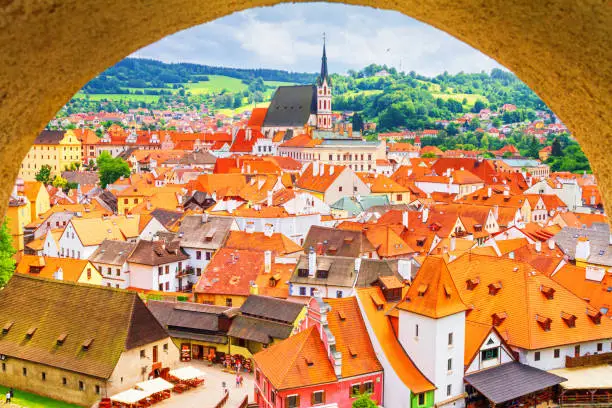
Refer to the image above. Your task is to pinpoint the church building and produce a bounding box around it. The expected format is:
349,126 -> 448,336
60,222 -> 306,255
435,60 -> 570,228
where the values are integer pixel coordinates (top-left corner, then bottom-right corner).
261,40 -> 333,137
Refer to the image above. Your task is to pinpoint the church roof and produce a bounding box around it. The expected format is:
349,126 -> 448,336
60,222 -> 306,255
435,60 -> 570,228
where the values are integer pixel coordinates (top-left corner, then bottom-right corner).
262,85 -> 317,128
317,43 -> 331,86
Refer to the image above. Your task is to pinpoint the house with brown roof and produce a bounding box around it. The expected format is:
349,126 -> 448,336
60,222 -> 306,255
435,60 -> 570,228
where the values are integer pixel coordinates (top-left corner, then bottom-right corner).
89,239 -> 138,289
127,239 -> 189,292
253,296 -> 383,408
0,275 -> 179,406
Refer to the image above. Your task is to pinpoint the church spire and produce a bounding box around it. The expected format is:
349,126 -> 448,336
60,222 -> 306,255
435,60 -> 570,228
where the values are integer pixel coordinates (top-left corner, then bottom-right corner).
318,33 -> 331,86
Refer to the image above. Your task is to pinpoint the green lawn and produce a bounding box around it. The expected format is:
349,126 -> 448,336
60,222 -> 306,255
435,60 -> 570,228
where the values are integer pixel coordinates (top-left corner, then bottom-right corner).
431,92 -> 488,106
0,386 -> 82,408
185,75 -> 248,95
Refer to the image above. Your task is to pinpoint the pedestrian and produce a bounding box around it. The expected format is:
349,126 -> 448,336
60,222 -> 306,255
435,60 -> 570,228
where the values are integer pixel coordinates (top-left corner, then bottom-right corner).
5,390 -> 11,404
236,374 -> 240,388
236,359 -> 242,373
239,374 -> 244,388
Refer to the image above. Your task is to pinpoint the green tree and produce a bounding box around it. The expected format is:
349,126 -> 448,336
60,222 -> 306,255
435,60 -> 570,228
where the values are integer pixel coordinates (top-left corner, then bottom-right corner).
51,176 -> 68,189
551,138 -> 563,156
491,117 -> 502,128
97,151 -> 131,188
352,113 -> 364,132
421,152 -> 437,158
35,165 -> 52,185
472,100 -> 486,113
352,393 -> 377,408
0,219 -> 16,287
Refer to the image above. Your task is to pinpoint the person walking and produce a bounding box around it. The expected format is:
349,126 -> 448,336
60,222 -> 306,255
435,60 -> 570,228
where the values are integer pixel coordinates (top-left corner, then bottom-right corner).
5,389 -> 11,404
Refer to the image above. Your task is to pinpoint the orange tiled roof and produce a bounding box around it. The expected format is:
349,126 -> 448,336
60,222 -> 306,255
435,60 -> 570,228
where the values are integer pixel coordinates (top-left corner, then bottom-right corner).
225,231 -> 302,255
194,248 -> 263,296
16,255 -> 99,283
397,256 -> 467,318
357,287 -> 435,393
253,326 -> 337,390
296,163 -> 346,193
448,253 -> 612,350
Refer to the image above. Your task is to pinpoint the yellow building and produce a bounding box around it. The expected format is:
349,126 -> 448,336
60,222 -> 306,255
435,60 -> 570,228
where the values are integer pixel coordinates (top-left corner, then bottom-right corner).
16,255 -> 103,285
22,180 -> 51,221
6,195 -> 32,258
19,129 -> 82,181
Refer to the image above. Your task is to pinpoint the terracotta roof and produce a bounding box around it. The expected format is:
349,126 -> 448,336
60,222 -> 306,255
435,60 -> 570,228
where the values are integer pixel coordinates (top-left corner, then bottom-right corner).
397,256 -> 467,318
448,254 -> 612,350
357,287 -> 435,393
16,256 -> 100,283
0,275 -> 169,379
247,108 -> 268,129
254,326 -> 337,390
194,248 -> 263,296
225,231 -> 302,255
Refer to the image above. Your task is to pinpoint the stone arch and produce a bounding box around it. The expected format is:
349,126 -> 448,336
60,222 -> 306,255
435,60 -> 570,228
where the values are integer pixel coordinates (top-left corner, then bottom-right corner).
0,0 -> 610,215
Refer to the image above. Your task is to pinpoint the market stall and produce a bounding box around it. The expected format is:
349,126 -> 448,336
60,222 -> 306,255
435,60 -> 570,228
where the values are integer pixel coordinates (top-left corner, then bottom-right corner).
135,378 -> 173,403
168,366 -> 206,392
110,389 -> 151,407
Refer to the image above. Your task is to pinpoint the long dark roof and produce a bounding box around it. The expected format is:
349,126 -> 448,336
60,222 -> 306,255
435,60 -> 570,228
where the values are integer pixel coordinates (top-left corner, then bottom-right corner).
262,85 -> 317,127
303,226 -> 375,258
148,300 -> 234,333
89,239 -> 137,265
464,362 -> 566,404
239,295 -> 304,324
0,275 -> 169,379
177,215 -> 233,250
34,130 -> 65,145
227,315 -> 293,344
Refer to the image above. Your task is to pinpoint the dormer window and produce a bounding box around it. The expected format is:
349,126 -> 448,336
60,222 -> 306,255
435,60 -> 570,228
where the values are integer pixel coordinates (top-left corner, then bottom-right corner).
338,311 -> 346,321
492,312 -> 507,326
561,312 -> 577,328
2,321 -> 14,334
540,285 -> 555,300
297,268 -> 309,278
348,345 -> 357,358
82,338 -> 94,351
488,282 -> 502,295
26,327 -> 37,339
370,293 -> 385,311
443,284 -> 452,299
315,270 -> 329,279
417,284 -> 429,297
536,315 -> 552,331
57,333 -> 67,345
587,308 -> 602,325
304,357 -> 314,367
466,278 -> 480,291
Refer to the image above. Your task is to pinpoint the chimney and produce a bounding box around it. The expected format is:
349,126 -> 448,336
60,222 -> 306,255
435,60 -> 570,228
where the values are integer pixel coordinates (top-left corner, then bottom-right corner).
249,281 -> 259,295
450,236 -> 456,252
535,241 -> 542,253
329,165 -> 335,176
575,237 -> 591,261
402,211 -> 409,229
508,251 -> 515,259
354,258 -> 362,273
503,189 -> 510,197
264,223 -> 274,237
493,205 -> 499,220
264,250 -> 272,273
54,267 -> 64,281
397,259 -> 412,281
547,238 -> 555,250
245,222 -> 255,234
422,207 -> 429,223
246,128 -> 252,141
308,246 -> 316,277
267,190 -> 273,207
313,162 -> 319,177
201,213 -> 209,223
487,187 -> 492,198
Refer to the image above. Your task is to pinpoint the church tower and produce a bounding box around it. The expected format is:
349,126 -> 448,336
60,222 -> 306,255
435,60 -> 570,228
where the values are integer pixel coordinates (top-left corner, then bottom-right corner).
316,36 -> 332,130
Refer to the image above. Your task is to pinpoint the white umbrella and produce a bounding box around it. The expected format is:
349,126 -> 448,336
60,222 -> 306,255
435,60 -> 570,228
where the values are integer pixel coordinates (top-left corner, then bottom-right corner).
169,366 -> 206,381
110,389 -> 150,404
136,377 -> 174,394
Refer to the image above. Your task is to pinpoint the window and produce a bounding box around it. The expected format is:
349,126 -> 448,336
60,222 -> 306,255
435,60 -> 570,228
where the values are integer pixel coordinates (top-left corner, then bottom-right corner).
350,384 -> 361,398
363,381 -> 373,394
418,393 -> 426,406
338,186 -> 343,192
287,395 -> 299,408
165,265 -> 169,274
597,343 -> 603,352
196,268 -> 202,276
448,332 -> 453,346
270,390 -> 276,404
22,367 -> 27,376
124,199 -> 128,204
447,385 -> 452,396
575,345 -> 580,356
336,290 -> 343,298
63,377 -> 67,385
554,349 -> 560,358
299,287 -> 306,296
140,350 -> 146,359
255,370 -> 260,383
226,298 -> 233,307
1,363 -> 5,372
206,251 -> 212,260
165,282 -> 169,291
163,343 -> 168,352
310,287 -> 316,296
481,348 -> 499,361
415,324 -> 419,337
79,381 -> 84,391
312,390 -> 325,405
447,358 -> 452,371
196,251 -> 202,260
95,385 -> 100,395
158,266 -> 163,276
42,372 -> 46,381
534,351 -> 541,361
158,283 -> 163,291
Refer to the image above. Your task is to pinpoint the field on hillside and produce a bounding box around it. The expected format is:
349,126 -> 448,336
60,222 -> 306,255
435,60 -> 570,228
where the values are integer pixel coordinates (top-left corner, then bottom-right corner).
430,92 -> 488,106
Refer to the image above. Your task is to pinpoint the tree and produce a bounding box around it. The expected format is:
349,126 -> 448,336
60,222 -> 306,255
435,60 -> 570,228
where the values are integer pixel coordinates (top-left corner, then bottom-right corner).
472,99 -> 486,113
51,176 -> 68,189
0,219 -> 16,287
421,152 -> 437,158
97,151 -> 131,188
352,113 -> 364,132
491,117 -> 502,128
35,165 -> 52,185
551,138 -> 563,157
352,393 -> 377,408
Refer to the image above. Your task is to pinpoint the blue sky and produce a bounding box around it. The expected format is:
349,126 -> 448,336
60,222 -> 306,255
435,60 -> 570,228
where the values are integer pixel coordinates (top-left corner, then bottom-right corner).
131,3 -> 504,76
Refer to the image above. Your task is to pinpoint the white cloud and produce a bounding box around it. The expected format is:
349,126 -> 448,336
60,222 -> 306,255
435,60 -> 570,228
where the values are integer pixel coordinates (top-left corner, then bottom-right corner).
131,3 -> 505,76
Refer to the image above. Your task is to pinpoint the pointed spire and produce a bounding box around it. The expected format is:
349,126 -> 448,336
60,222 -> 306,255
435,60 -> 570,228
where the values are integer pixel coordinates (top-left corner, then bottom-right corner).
318,33 -> 331,86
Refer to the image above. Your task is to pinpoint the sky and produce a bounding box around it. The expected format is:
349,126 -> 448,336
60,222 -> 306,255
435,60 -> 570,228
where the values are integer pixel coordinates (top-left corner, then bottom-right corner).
131,3 -> 505,77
